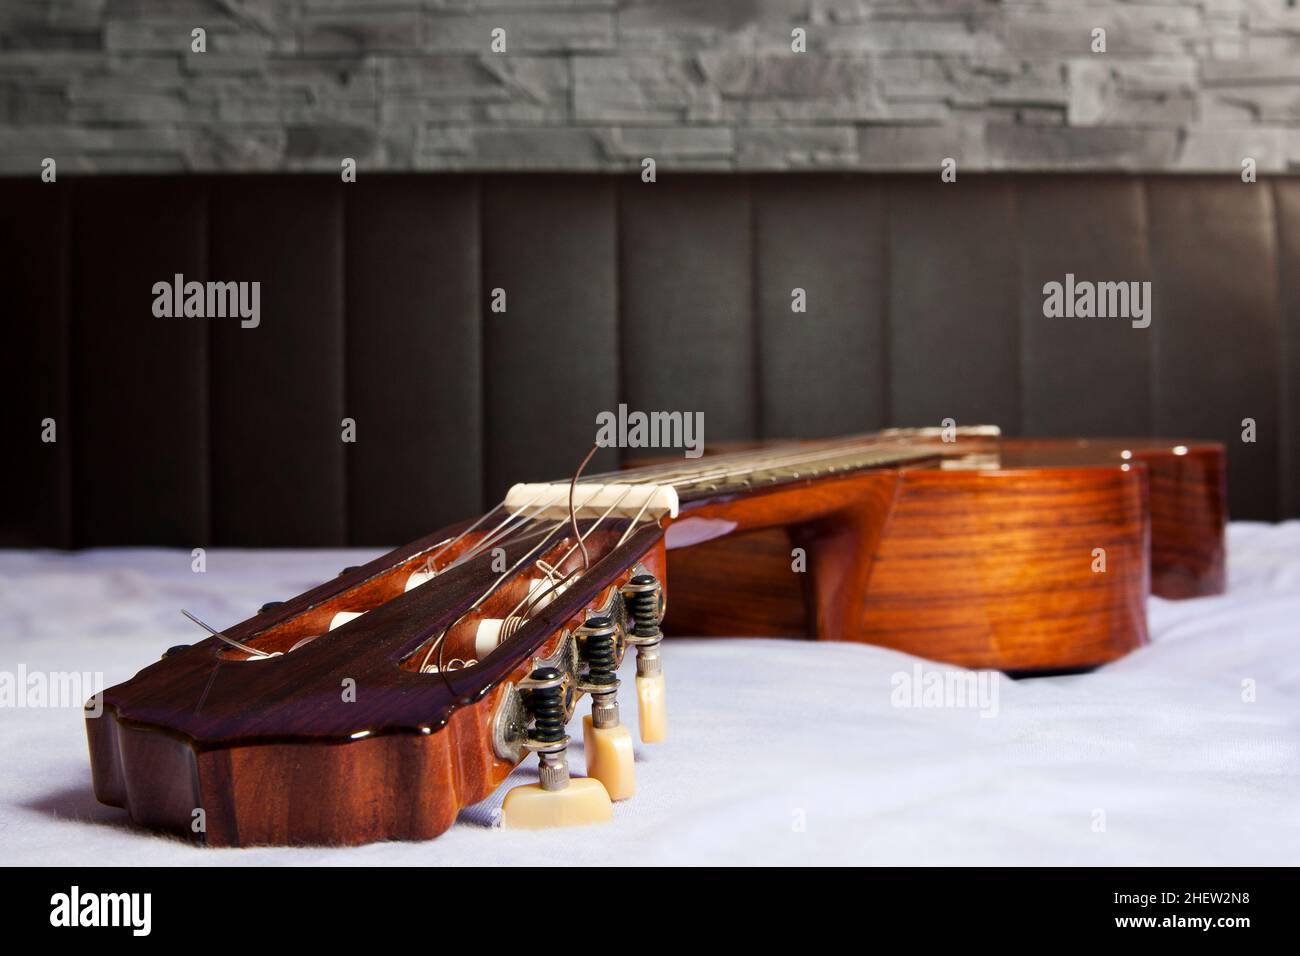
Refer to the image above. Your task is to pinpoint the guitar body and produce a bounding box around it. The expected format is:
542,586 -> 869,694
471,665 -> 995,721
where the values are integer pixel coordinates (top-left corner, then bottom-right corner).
661,438 -> 1225,671
85,431 -> 1226,845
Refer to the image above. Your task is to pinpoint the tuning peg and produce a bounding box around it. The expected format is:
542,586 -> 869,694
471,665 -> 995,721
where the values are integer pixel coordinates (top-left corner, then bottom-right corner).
635,648 -> 666,744
622,573 -> 667,743
576,617 -> 635,801
502,666 -> 613,829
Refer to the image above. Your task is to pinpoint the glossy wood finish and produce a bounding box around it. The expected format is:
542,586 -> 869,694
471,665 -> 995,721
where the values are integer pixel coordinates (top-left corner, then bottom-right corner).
661,529 -> 810,638
851,464 -> 1149,670
662,438 -> 1225,670
87,432 -> 1225,845
989,438 -> 1226,599
88,522 -> 668,845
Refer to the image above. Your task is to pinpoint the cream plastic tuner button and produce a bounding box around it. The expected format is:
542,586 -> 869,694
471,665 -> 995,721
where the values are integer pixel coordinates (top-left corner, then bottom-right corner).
503,664 -> 613,830
502,777 -> 613,830
636,672 -> 667,744
582,717 -> 635,801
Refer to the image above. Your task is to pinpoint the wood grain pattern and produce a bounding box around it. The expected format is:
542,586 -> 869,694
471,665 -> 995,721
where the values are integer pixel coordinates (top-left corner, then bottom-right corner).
86,433 -> 1225,845
662,438 -> 1225,671
88,523 -> 668,845
852,464 -> 1149,670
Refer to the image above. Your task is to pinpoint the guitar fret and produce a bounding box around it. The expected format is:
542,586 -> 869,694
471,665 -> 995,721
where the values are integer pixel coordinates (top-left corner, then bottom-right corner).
674,446 -> 941,496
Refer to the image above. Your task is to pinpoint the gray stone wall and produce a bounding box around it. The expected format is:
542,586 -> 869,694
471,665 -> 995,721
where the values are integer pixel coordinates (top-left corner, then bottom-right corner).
2,0 -> 1298,173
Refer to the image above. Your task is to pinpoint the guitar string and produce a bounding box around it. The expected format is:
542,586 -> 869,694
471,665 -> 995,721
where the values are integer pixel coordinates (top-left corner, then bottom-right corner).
600,428 -> 939,487
418,515 -> 571,675
414,503 -> 504,575
181,609 -> 274,659
565,433 -> 889,496
440,487 -> 637,650
416,436 -> 913,671
569,444 -> 600,571
425,480 -> 636,674
579,433 -> 856,484
425,431 -> 985,678
185,436 -> 914,664
440,434 -> 896,574
444,428 -> 970,570
496,485 -> 639,620
427,484 -> 640,677
429,489 -> 554,573
608,424 -> 985,490
247,433 -> 952,666
669,443 -> 935,492
593,424 -> 990,486
429,432 -> 897,573
504,432 -> 950,616
638,433 -> 936,491
423,437 -> 898,675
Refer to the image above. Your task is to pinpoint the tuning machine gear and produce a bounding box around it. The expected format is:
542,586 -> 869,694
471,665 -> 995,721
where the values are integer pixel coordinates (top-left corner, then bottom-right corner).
575,616 -> 635,801
501,664 -> 613,829
621,569 -> 667,743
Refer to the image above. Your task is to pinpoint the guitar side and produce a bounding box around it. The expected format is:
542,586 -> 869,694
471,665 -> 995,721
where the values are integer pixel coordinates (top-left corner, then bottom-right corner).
661,439 -> 1225,671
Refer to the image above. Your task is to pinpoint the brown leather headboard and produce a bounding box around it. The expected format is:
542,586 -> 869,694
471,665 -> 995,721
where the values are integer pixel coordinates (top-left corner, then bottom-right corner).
3,172 -> 1297,547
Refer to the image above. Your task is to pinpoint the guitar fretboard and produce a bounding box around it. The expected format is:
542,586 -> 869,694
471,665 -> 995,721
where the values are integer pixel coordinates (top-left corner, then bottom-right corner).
669,444 -> 945,498
513,427 -> 1002,518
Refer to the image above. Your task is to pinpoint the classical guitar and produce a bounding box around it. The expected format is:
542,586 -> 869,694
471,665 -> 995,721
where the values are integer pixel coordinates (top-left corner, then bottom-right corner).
85,427 -> 1225,846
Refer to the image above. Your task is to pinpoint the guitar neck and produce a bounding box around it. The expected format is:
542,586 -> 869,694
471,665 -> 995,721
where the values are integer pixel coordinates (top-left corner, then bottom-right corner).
619,426 -> 1002,505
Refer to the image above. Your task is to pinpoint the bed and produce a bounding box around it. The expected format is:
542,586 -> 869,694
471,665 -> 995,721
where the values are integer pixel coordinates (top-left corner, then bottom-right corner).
2,521 -> 1297,865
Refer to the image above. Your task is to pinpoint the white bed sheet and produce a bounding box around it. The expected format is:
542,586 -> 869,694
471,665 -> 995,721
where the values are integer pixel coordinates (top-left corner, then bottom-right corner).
1,522 -> 1297,866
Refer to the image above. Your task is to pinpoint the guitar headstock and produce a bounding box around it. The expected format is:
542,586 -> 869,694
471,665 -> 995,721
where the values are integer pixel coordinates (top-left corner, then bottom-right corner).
86,503 -> 670,845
